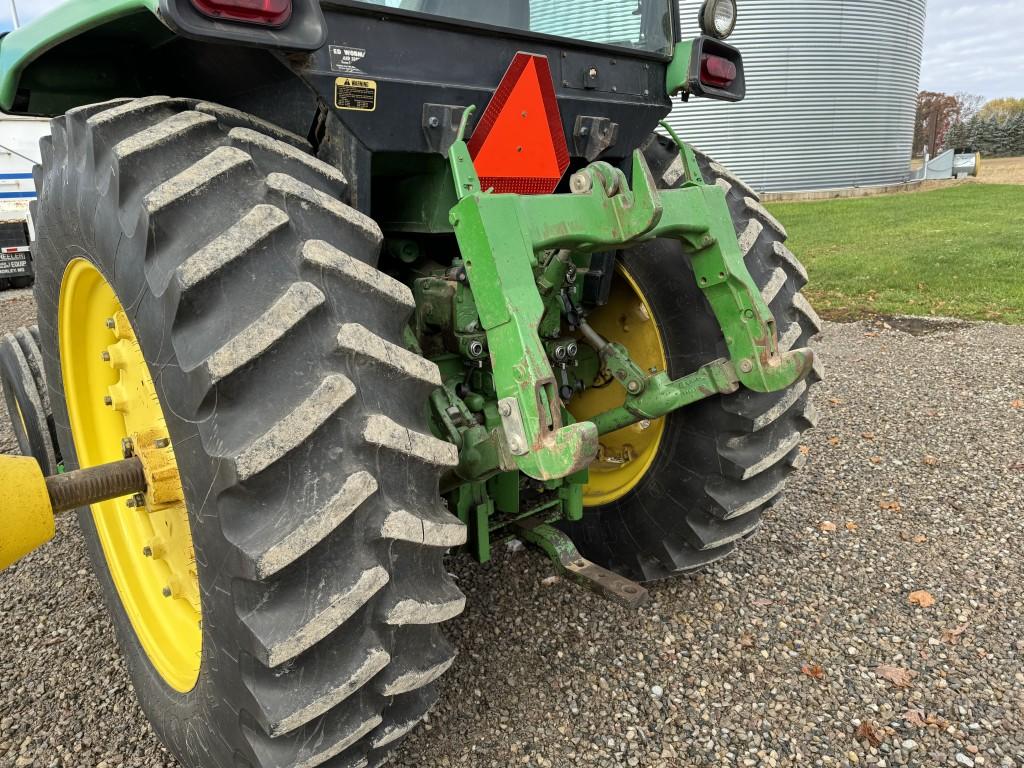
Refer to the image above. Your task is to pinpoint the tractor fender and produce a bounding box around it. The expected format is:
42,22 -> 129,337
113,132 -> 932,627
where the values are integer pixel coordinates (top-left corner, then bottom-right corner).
0,0 -> 325,113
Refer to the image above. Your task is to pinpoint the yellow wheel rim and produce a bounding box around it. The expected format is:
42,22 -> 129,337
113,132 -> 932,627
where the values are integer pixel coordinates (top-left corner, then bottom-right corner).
569,266 -> 668,507
59,259 -> 201,692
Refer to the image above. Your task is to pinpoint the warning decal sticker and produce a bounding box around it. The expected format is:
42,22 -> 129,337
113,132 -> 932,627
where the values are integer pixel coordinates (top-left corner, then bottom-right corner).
335,77 -> 377,112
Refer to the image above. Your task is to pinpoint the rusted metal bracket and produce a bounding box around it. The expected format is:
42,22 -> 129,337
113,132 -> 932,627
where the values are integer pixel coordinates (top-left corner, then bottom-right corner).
514,517 -> 649,608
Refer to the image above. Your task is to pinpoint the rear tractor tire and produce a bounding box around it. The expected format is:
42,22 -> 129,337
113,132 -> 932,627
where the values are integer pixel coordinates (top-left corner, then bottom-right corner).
32,97 -> 466,768
1,325 -> 59,474
565,135 -> 823,582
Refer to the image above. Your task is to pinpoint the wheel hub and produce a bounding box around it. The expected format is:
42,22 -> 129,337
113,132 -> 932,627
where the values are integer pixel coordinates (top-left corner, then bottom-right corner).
103,313 -> 198,610
59,259 -> 201,692
568,266 -> 668,507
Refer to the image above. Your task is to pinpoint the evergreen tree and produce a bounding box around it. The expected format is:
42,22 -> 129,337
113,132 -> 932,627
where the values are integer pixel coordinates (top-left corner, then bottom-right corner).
1008,112 -> 1024,155
941,102 -> 1024,157
944,121 -> 969,151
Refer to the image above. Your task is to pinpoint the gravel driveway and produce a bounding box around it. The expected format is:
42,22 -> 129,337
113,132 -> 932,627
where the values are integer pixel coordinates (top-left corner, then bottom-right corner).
1,290 -> 1022,768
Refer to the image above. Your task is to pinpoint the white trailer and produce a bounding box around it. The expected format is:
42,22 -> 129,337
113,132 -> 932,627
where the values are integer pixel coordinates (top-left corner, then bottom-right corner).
0,115 -> 50,288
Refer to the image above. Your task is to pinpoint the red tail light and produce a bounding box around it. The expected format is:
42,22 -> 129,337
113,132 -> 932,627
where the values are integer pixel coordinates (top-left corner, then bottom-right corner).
191,0 -> 292,26
700,54 -> 737,89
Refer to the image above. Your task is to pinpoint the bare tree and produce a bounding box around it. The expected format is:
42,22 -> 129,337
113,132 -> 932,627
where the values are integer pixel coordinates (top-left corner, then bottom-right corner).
954,92 -> 986,122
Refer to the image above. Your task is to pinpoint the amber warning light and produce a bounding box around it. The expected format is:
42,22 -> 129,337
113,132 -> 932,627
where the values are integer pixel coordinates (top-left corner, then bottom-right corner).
467,53 -> 570,195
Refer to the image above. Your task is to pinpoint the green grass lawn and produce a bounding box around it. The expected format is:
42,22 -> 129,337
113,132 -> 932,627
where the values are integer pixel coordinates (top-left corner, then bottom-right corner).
768,184 -> 1024,323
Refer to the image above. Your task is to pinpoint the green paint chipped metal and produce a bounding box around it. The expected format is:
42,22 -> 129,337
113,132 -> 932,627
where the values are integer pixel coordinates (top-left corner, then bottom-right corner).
665,39 -> 696,98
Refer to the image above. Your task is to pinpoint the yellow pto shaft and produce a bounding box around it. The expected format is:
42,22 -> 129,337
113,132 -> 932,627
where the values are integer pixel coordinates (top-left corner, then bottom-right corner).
0,455 -> 146,569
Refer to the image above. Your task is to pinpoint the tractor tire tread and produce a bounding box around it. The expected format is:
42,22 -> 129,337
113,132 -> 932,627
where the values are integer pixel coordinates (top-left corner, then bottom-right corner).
562,135 -> 820,579
33,97 -> 464,768
0,331 -> 57,474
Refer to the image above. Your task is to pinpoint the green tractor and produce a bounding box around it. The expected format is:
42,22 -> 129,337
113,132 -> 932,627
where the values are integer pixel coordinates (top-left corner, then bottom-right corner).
0,0 -> 819,765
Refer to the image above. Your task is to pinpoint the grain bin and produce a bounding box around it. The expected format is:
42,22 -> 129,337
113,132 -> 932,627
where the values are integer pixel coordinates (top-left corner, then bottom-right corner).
666,0 -> 927,192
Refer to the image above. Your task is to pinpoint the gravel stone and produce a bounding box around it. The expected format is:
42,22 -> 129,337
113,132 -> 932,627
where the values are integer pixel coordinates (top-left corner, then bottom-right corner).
2,292 -> 1024,768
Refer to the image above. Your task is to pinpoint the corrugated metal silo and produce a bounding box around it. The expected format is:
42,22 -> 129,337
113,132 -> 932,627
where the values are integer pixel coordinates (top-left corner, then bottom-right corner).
665,0 -> 927,192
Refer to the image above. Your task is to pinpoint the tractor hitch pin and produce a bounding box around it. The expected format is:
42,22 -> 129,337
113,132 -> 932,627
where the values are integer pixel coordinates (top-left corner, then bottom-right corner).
1,455 -> 147,570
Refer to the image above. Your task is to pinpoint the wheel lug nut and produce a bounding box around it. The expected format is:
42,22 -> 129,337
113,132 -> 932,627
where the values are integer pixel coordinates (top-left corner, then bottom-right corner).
162,576 -> 183,599
105,383 -> 128,411
144,537 -> 167,559
105,318 -> 115,329
100,351 -> 110,362
125,493 -> 145,509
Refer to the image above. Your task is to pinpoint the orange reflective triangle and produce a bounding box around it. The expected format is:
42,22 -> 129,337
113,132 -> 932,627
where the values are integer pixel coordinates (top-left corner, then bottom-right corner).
468,53 -> 570,195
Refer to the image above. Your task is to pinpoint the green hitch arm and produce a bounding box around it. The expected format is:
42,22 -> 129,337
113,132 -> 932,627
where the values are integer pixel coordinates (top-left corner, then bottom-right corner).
448,112 -> 597,481
649,179 -> 814,394
590,359 -> 739,435
542,147 -> 813,397
445,106 -> 811,481
449,192 -> 599,481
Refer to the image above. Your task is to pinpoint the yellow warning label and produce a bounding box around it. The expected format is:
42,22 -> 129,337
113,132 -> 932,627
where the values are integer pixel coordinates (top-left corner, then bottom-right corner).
335,77 -> 377,112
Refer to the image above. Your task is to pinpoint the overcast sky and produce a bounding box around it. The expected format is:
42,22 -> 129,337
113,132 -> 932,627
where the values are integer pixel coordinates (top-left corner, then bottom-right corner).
0,0 -> 1020,100
919,0 -> 1023,99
